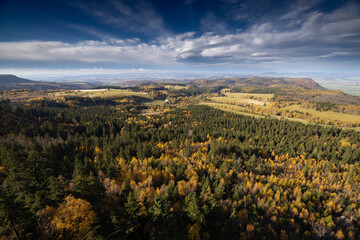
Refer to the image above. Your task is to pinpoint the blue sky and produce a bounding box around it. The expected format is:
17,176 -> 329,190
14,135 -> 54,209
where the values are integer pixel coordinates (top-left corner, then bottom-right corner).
0,0 -> 360,78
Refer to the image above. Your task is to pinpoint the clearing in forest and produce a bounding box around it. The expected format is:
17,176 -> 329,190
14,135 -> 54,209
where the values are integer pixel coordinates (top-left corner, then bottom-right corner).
282,104 -> 360,123
212,92 -> 273,106
163,85 -> 189,90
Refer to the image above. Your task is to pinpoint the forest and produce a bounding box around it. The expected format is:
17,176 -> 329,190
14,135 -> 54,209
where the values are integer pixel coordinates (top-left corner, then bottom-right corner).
1,98 -> 360,239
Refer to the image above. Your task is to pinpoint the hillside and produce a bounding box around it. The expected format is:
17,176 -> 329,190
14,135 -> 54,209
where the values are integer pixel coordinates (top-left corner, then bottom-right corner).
191,77 -> 325,90
0,74 -> 94,90
0,74 -> 35,86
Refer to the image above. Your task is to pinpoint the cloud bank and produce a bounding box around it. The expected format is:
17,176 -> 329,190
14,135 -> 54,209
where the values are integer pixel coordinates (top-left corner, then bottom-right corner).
0,1 -> 359,72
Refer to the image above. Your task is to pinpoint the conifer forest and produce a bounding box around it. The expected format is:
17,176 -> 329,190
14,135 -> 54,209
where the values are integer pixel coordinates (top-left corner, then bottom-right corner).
1,90 -> 360,239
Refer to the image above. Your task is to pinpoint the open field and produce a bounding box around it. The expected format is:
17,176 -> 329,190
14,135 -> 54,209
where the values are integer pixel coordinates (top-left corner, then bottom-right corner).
211,92 -> 274,106
282,104 -> 360,123
208,92 -> 360,125
200,102 -> 310,124
201,102 -> 360,131
78,89 -> 105,92
201,102 -> 265,119
142,100 -> 166,106
163,85 -> 189,90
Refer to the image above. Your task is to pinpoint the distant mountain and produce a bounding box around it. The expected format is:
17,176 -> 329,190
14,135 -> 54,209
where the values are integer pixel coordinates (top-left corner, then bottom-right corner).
0,74 -> 326,91
0,74 -> 35,86
190,77 -> 325,90
0,74 -> 95,90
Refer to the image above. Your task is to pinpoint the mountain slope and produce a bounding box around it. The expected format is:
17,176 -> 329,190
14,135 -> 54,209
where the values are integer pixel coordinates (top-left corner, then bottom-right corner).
0,74 -> 94,90
0,74 -> 35,87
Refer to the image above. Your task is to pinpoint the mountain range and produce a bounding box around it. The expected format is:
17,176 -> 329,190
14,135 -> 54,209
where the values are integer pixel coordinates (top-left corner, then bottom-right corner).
0,74 -> 325,91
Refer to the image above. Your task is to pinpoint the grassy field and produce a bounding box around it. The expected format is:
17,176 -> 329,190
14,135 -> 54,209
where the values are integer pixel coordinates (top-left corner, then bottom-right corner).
208,92 -> 360,123
163,85 -> 189,90
143,100 -> 166,106
211,93 -> 274,106
201,102 -> 310,124
201,102 -> 360,132
51,89 -> 149,98
201,102 -> 265,119
282,105 -> 360,123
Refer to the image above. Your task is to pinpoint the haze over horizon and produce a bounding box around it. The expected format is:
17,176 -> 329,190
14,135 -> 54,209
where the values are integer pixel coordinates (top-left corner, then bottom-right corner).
1,0 -> 360,79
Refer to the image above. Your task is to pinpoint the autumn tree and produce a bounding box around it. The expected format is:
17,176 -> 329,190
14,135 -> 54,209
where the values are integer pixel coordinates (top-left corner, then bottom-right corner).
50,195 -> 96,239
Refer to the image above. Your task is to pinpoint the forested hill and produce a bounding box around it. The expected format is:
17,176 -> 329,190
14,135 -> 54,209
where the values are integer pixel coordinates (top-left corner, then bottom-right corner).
191,77 -> 325,90
0,74 -> 35,86
0,75 -> 324,91
0,74 -> 93,90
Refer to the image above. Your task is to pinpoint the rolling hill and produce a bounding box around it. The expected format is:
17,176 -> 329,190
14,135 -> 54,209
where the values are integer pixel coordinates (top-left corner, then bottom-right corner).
0,74 -> 94,90
190,77 -> 325,90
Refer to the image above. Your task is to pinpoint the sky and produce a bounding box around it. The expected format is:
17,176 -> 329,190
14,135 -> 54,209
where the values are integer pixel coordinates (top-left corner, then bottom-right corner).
0,0 -> 360,79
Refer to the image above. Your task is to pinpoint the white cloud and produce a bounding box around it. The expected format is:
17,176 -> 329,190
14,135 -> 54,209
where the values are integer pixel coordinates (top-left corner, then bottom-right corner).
1,2 -> 359,72
0,40 -> 177,65
320,52 -> 352,58
251,52 -> 269,57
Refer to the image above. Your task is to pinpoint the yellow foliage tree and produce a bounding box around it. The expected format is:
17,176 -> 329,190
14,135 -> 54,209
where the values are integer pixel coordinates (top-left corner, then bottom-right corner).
335,229 -> 345,240
51,195 -> 96,239
188,223 -> 201,240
